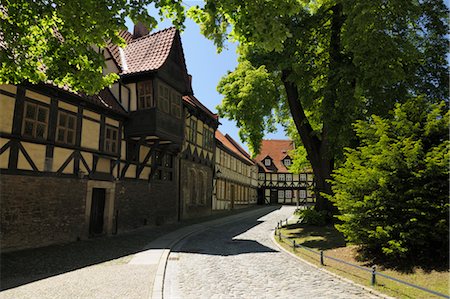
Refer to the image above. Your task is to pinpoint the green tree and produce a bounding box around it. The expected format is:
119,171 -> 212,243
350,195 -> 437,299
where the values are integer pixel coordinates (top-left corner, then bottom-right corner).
329,97 -> 449,267
189,0 -> 448,212
0,0 -> 185,94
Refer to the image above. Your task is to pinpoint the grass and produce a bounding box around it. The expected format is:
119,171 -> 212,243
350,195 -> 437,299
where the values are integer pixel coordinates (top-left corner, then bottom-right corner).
276,223 -> 449,299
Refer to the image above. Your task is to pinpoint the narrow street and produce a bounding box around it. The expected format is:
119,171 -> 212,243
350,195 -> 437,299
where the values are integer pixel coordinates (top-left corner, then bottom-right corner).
164,206 -> 380,299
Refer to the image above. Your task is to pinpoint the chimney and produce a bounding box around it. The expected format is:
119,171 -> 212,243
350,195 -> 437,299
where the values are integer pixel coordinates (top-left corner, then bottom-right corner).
133,22 -> 149,38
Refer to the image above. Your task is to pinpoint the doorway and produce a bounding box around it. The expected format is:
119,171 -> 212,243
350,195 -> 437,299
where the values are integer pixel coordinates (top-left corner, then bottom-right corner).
270,189 -> 278,204
89,188 -> 106,236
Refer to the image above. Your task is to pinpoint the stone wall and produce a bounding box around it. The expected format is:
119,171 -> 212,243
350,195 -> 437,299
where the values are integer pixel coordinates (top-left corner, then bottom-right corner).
115,179 -> 179,231
179,159 -> 213,219
0,174 -> 87,252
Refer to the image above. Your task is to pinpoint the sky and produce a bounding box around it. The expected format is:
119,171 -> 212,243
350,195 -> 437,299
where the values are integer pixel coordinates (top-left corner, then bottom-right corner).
125,6 -> 288,153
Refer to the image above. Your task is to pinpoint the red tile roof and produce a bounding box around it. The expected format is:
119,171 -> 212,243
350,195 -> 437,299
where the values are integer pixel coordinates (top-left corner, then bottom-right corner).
254,139 -> 294,172
107,30 -> 134,69
215,130 -> 254,165
121,27 -> 176,75
183,95 -> 219,121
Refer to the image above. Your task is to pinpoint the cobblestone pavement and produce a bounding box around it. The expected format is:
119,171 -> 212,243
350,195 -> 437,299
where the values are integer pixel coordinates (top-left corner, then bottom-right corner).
164,206 -> 380,299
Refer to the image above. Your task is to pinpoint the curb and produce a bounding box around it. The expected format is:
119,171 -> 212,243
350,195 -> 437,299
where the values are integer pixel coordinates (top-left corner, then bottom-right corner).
271,231 -> 394,299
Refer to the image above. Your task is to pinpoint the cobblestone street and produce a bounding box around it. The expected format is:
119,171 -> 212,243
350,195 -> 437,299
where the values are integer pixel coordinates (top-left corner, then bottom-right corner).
164,206 -> 380,299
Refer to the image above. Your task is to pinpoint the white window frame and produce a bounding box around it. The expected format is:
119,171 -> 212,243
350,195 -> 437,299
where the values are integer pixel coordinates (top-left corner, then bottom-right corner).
264,158 -> 271,166
285,190 -> 292,199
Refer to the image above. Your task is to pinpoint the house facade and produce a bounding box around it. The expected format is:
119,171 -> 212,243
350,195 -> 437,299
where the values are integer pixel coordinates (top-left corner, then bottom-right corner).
179,92 -> 219,219
255,140 -> 315,205
213,131 -> 258,210
0,26 -> 193,251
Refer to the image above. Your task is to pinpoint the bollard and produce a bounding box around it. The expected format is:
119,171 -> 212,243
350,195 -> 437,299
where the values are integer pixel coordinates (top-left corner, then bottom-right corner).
371,266 -> 377,285
286,218 -> 288,226
320,250 -> 324,266
293,240 -> 296,252
278,230 -> 282,241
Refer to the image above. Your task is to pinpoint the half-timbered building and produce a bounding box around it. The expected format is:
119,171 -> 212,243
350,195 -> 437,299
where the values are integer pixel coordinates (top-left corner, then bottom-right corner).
255,140 -> 315,205
0,25 -> 193,251
179,90 -> 219,219
213,131 -> 258,210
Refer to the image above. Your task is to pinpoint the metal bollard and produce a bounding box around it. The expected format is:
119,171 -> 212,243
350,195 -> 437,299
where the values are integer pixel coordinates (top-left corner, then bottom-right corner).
320,250 -> 324,266
278,230 -> 282,241
293,240 -> 296,251
371,266 -> 377,285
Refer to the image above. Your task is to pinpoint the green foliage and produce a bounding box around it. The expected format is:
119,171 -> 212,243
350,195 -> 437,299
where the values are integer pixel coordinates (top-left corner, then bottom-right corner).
329,97 -> 449,267
297,207 -> 328,226
0,0 -> 185,94
216,61 -> 282,155
191,0 -> 448,158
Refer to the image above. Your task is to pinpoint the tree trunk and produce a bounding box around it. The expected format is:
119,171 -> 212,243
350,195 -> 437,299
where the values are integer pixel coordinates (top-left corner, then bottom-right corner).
281,71 -> 334,212
280,4 -> 345,213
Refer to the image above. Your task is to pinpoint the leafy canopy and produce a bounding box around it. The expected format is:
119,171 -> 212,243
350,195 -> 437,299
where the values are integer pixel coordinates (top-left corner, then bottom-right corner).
0,0 -> 185,94
329,97 -> 449,267
189,0 -> 448,157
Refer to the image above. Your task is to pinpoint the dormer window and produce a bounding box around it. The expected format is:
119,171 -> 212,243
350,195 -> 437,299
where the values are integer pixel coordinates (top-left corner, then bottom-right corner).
264,158 -> 271,166
283,158 -> 291,166
137,80 -> 154,109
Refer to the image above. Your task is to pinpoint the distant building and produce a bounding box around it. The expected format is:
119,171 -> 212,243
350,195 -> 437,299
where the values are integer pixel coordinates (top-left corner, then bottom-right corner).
213,131 -> 258,210
255,140 -> 314,205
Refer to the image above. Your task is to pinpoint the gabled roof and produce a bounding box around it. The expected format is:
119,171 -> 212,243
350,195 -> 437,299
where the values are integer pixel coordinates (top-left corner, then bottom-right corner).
120,27 -> 175,75
215,130 -> 254,165
255,139 -> 294,172
183,94 -> 219,123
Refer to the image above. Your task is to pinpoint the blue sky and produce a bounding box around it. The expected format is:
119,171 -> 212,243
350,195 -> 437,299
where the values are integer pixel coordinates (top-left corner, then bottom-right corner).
125,8 -> 287,152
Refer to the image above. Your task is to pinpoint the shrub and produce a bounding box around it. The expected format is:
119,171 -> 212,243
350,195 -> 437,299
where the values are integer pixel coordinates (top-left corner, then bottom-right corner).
298,207 -> 328,226
329,97 -> 449,268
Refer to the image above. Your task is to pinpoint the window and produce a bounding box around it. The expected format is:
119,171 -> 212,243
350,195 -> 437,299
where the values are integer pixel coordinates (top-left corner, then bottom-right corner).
284,158 -> 291,166
258,173 -> 265,181
170,90 -> 181,119
278,174 -> 285,181
22,102 -> 49,139
203,128 -> 214,151
286,174 -> 293,181
126,140 -> 139,162
137,80 -> 154,109
285,190 -> 292,199
299,190 -> 307,198
278,190 -> 285,199
158,83 -> 170,113
188,118 -> 197,143
300,173 -> 307,181
264,158 -> 271,166
56,111 -> 76,145
104,126 -> 119,154
154,151 -> 174,181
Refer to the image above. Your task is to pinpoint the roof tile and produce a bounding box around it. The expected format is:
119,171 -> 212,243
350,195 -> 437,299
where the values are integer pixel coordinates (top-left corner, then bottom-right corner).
254,140 -> 294,172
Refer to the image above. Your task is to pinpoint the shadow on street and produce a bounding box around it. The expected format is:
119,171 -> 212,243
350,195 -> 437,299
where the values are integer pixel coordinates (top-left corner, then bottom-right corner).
0,205 -> 280,291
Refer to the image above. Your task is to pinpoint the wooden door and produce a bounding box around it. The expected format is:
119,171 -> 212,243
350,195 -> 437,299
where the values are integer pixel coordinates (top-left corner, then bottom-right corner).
270,189 -> 278,204
89,188 -> 106,236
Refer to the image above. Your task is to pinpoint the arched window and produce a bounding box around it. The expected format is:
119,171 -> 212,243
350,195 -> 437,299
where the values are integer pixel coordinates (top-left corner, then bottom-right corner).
198,171 -> 204,205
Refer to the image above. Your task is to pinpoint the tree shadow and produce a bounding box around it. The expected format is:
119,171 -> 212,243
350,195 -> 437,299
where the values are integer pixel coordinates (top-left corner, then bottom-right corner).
171,207 -> 282,256
283,223 -> 346,251
0,206 -> 279,291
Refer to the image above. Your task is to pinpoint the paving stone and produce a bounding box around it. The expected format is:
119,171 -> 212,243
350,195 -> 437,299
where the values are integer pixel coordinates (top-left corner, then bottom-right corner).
164,206 -> 381,299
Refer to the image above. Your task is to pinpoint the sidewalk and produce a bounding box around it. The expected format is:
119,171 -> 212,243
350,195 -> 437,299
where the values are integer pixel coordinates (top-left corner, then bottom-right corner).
0,205 -> 278,299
